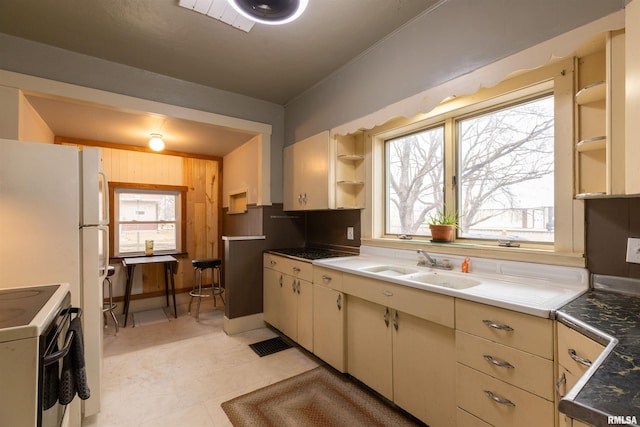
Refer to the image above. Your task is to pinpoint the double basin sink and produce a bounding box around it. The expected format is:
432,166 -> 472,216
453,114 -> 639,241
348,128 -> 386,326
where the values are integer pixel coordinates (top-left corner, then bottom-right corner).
360,265 -> 480,290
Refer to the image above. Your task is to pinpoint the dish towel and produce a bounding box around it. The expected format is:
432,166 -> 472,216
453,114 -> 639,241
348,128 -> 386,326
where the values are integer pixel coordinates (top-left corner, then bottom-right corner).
59,317 -> 91,404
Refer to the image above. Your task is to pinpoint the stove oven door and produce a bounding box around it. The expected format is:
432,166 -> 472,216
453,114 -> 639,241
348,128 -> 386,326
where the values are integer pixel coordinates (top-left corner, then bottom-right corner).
39,303 -> 78,427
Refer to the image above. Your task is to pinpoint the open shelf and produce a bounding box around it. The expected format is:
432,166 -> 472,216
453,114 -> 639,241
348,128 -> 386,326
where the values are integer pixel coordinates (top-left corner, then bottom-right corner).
575,80 -> 606,105
576,136 -> 606,152
334,132 -> 365,209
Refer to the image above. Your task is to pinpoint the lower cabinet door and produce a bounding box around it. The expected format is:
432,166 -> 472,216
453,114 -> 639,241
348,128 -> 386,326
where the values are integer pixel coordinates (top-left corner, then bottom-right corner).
456,363 -> 554,427
263,268 -> 283,330
313,284 -> 346,372
347,296 -> 393,399
393,310 -> 456,427
296,279 -> 313,352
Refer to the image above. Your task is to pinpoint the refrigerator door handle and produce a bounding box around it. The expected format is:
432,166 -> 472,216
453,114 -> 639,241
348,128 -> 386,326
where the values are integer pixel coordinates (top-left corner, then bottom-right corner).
99,170 -> 110,226
98,225 -> 109,281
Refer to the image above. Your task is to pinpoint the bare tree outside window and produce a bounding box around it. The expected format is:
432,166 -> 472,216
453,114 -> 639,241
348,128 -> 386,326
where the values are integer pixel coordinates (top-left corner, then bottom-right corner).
385,94 -> 554,243
458,95 -> 554,242
386,126 -> 444,236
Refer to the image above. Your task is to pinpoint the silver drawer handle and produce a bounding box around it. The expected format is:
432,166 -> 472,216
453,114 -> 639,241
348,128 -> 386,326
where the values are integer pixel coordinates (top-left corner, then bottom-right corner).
270,260 -> 277,266
484,390 -> 516,407
382,290 -> 393,297
383,307 -> 390,327
292,267 -> 301,273
483,355 -> 514,369
336,293 -> 342,310
482,319 -> 514,332
568,348 -> 592,366
322,274 -> 332,282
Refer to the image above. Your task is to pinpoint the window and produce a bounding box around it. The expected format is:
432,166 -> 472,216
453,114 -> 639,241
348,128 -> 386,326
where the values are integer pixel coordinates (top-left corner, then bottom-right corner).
386,126 -> 444,236
384,90 -> 555,244
109,183 -> 187,257
457,95 -> 555,243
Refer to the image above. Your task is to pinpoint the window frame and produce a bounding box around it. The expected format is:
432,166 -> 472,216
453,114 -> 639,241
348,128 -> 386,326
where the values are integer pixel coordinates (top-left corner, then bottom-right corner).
108,182 -> 188,258
365,57 -> 583,265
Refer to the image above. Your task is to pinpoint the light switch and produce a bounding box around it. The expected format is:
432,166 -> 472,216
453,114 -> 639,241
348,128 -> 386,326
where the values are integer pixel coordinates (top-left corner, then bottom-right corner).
625,238 -> 640,263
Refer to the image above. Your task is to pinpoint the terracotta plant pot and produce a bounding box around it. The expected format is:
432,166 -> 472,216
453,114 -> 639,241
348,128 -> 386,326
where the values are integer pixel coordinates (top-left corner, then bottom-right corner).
429,224 -> 454,242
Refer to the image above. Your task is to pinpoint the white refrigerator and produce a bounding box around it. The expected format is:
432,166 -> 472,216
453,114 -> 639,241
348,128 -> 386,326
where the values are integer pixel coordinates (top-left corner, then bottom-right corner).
0,139 -> 108,425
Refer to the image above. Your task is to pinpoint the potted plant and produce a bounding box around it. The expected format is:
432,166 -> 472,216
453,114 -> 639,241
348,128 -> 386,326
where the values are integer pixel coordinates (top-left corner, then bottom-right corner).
428,208 -> 460,242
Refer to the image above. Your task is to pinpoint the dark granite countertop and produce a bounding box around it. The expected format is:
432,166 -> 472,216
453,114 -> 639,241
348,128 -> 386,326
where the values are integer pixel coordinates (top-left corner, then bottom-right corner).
557,290 -> 640,427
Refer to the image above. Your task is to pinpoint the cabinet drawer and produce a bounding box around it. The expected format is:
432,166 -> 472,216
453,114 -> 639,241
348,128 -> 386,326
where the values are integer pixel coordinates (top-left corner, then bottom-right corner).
313,266 -> 342,291
557,322 -> 604,378
263,253 -> 313,282
456,364 -> 554,427
457,408 -> 492,427
264,253 -> 285,272
456,331 -> 554,400
343,273 -> 454,327
455,299 -> 553,359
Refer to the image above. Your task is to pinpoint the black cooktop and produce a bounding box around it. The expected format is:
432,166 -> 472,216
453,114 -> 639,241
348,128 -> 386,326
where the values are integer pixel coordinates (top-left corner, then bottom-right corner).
0,285 -> 60,329
270,247 -> 357,261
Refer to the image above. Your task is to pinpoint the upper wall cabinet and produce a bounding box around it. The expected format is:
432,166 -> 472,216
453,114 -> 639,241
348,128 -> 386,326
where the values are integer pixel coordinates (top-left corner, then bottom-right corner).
625,0 -> 640,194
284,130 -> 332,210
574,30 -> 625,198
284,130 -> 365,211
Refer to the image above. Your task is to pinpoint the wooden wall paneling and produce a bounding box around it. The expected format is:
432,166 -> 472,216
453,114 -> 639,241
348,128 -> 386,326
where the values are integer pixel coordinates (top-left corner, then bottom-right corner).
205,159 -> 218,258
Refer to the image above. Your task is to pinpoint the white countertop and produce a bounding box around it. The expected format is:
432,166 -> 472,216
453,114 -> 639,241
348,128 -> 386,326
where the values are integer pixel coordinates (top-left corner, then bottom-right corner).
313,246 -> 588,318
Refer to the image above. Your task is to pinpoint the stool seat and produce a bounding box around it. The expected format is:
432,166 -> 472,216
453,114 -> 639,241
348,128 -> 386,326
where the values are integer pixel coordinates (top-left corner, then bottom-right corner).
192,258 -> 221,269
189,257 -> 224,321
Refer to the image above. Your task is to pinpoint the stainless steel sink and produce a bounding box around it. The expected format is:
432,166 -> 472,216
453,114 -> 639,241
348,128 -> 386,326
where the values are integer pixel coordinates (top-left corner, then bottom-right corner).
360,265 -> 418,277
406,273 -> 480,289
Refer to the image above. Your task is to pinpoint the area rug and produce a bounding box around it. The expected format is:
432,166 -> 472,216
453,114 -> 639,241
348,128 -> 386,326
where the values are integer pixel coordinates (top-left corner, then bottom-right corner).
221,366 -> 419,426
132,308 -> 168,327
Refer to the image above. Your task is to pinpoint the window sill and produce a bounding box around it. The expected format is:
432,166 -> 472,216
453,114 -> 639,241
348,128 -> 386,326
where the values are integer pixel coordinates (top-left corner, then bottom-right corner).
362,238 -> 585,268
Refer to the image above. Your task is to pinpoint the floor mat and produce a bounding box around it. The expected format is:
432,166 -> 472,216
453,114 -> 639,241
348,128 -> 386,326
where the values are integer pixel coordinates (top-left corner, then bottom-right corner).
132,308 -> 168,327
249,336 -> 292,357
222,366 -> 419,426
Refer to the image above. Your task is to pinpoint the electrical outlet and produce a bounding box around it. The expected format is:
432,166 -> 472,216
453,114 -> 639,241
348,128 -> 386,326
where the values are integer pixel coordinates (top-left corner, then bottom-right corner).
347,226 -> 354,240
626,238 -> 640,263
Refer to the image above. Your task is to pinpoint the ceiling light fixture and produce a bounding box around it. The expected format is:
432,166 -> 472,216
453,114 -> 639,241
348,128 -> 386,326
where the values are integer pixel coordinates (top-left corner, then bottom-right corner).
149,133 -> 165,151
227,0 -> 308,25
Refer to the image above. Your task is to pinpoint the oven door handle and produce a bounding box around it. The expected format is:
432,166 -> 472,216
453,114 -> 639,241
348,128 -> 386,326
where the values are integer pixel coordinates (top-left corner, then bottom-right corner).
43,307 -> 82,367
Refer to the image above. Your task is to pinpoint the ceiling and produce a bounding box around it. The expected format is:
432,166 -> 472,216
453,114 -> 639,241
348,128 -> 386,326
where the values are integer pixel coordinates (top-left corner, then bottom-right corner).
0,0 -> 441,156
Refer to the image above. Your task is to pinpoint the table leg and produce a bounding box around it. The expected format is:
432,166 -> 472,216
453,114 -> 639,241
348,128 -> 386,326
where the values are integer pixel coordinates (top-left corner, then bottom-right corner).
164,263 -> 178,319
123,264 -> 135,327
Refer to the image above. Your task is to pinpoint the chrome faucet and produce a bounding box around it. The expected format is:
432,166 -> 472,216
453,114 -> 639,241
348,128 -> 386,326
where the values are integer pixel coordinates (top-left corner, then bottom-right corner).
417,249 -> 453,270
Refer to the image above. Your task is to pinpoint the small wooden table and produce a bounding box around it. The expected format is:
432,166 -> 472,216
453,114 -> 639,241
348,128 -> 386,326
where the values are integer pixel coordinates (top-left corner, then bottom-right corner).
122,255 -> 178,327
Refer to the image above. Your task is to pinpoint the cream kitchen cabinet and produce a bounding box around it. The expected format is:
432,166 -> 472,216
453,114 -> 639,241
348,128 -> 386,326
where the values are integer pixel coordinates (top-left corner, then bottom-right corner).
625,0 -> 640,194
556,322 -> 604,427
455,299 -> 555,427
312,267 -> 346,372
574,30 -> 626,197
283,130 -> 332,210
344,273 -> 456,427
263,253 -> 313,351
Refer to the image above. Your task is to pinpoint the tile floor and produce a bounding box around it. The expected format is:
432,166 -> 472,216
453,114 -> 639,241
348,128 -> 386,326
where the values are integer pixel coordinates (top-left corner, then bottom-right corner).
82,300 -> 320,427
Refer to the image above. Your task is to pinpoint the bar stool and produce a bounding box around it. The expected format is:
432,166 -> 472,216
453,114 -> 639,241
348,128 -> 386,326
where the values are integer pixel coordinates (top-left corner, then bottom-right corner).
189,258 -> 224,321
103,265 -> 119,335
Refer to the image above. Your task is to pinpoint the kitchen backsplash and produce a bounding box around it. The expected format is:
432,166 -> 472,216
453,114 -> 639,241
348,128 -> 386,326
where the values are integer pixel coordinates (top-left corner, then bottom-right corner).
223,205 -> 361,249
586,197 -> 640,279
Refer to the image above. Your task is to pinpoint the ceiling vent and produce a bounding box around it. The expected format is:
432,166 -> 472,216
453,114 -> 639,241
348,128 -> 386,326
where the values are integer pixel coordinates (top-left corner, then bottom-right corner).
178,0 -> 256,33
